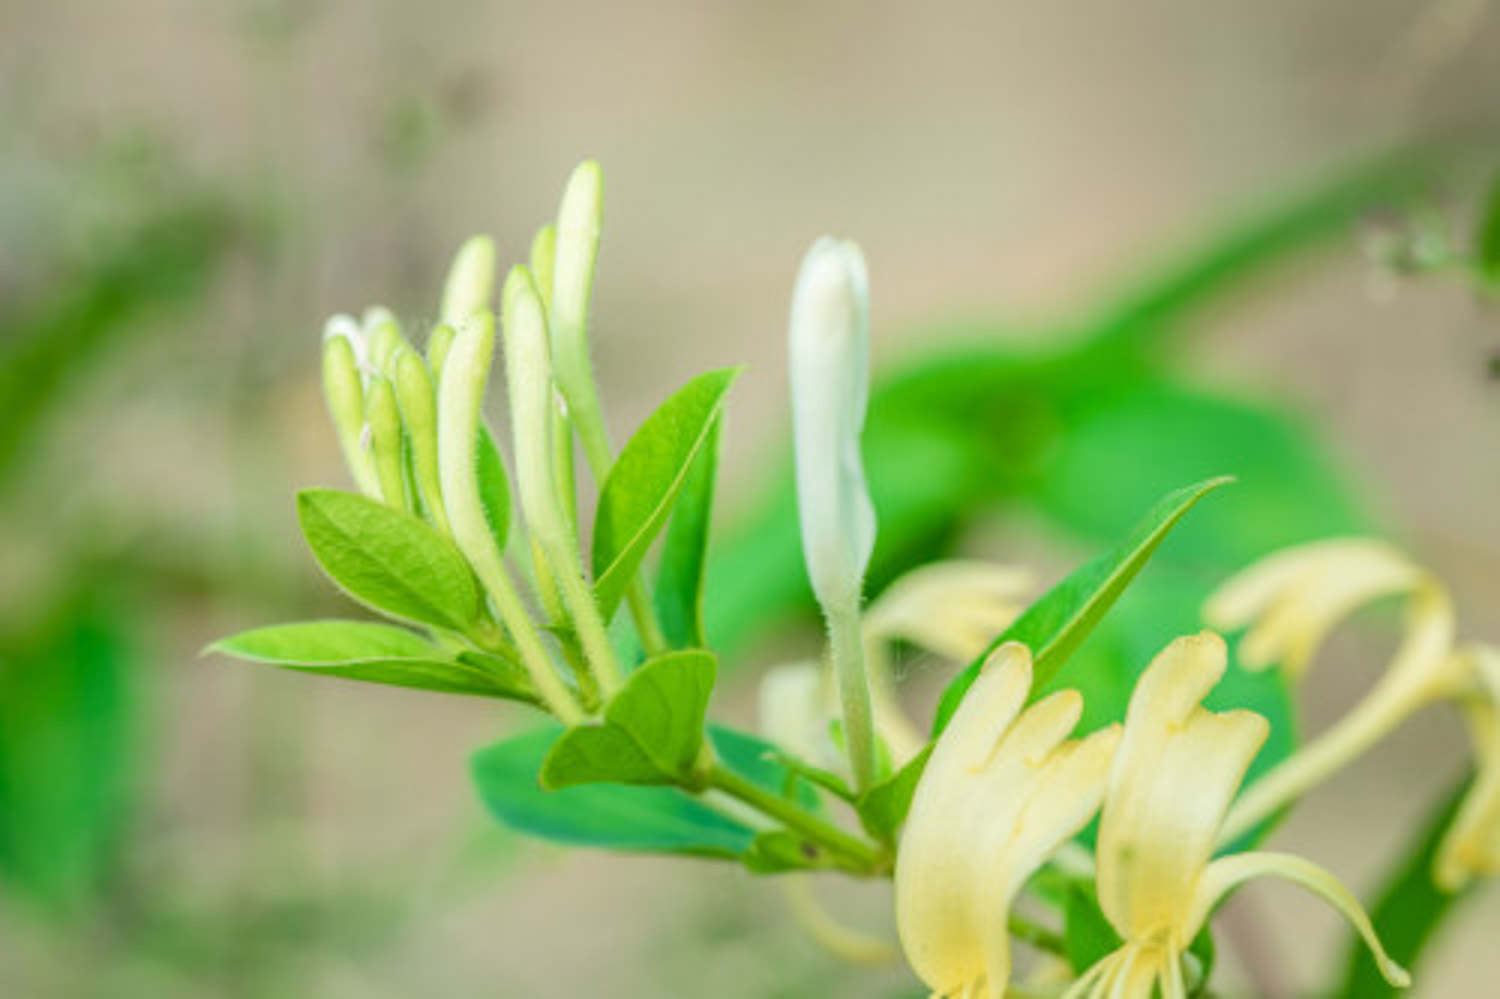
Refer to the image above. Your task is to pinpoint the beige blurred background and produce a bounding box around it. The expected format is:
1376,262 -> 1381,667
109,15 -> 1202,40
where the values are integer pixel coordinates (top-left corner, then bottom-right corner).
1,1 -> 1498,996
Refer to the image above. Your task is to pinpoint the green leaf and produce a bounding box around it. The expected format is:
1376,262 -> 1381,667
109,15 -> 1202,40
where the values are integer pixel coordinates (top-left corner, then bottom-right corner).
654,414 -> 721,648
208,620 -> 539,702
933,477 -> 1231,734
855,744 -> 933,843
1331,773 -> 1474,999
540,651 -> 717,789
473,723 -> 802,859
593,369 -> 739,621
1034,383 -> 1367,565
473,726 -> 754,859
1478,167 -> 1500,287
296,488 -> 481,631
1063,880 -> 1122,973
476,423 -> 511,551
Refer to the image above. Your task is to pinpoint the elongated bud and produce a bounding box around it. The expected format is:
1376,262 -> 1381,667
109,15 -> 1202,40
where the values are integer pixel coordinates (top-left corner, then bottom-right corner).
392,346 -> 449,535
441,235 -> 496,324
321,316 -> 379,496
789,237 -> 874,611
366,374 -> 409,510
530,224 -> 558,312
427,322 -> 456,380
550,161 -> 603,420
363,306 -> 407,373
438,313 -> 498,562
500,267 -> 563,544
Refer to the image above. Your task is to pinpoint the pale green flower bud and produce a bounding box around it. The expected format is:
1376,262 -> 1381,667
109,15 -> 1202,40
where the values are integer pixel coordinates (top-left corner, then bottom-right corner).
426,322 -> 456,381
363,306 -> 407,373
366,373 -> 409,510
530,223 -> 557,312
321,315 -> 379,496
549,161 -> 604,433
392,346 -> 449,535
441,235 -> 496,325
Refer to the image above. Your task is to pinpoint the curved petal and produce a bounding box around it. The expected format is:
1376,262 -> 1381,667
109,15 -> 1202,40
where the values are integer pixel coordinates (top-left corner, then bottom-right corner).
864,561 -> 1034,664
1096,632 -> 1269,940
1187,851 -> 1409,989
897,644 -> 1117,998
1436,645 -> 1500,890
1219,584 -> 1458,844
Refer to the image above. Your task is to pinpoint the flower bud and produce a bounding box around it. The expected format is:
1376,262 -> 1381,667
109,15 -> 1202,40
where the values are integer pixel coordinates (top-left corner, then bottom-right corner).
788,237 -> 874,612
441,235 -> 496,325
392,346 -> 449,535
321,315 -> 379,496
366,373 -> 409,510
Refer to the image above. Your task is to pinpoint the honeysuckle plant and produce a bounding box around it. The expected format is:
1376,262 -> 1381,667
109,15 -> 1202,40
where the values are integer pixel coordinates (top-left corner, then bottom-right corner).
210,162 -> 1493,996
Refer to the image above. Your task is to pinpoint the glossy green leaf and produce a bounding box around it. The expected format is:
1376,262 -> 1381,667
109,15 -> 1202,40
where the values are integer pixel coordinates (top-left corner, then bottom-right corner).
593,369 -> 739,620
1035,383 -> 1366,565
855,744 -> 932,843
208,620 -> 538,702
473,726 -> 754,858
473,723 -> 801,858
655,414 -> 721,648
1332,774 -> 1473,999
476,423 -> 511,551
296,488 -> 481,630
933,477 -> 1231,734
541,651 -> 717,789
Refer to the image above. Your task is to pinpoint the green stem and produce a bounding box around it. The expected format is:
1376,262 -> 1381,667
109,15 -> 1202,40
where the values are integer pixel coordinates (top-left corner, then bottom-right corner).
707,763 -> 884,874
829,605 -> 878,792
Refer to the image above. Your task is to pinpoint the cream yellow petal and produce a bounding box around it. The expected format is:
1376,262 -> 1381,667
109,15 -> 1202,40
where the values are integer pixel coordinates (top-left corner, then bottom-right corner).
1096,632 -> 1269,940
1219,584 -> 1457,844
864,560 -> 1033,663
1206,539 -> 1423,680
897,644 -> 1117,998
1436,645 -> 1500,890
1188,851 -> 1410,989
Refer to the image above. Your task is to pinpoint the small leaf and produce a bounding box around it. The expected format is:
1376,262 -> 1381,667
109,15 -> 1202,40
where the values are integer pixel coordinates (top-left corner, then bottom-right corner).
933,477 -> 1231,735
476,423 -> 511,551
210,619 -> 440,662
655,414 -> 721,648
540,651 -> 717,789
473,726 -> 755,858
210,620 -> 539,702
855,744 -> 933,842
542,725 -> 664,788
593,369 -> 739,621
296,489 -> 481,631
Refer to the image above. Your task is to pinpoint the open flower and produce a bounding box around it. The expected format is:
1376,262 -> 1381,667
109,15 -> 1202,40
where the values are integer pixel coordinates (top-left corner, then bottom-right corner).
896,643 -> 1120,999
1205,539 -> 1465,844
1069,632 -> 1408,999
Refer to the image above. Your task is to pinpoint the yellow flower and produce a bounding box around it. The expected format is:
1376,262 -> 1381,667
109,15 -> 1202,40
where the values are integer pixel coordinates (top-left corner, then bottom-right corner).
1436,644 -> 1500,890
1069,632 -> 1408,999
1204,539 -> 1464,844
896,643 -> 1120,999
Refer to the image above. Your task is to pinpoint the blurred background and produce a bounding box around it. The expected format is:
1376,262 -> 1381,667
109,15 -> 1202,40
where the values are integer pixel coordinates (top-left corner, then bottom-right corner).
1,1 -> 1498,996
